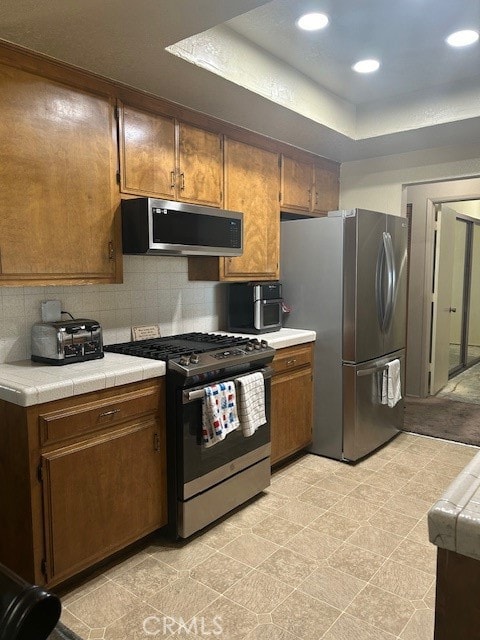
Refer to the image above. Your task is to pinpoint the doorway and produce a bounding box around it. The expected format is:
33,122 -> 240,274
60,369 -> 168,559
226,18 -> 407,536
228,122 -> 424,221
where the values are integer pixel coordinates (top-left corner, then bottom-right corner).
431,203 -> 480,393
403,176 -> 480,398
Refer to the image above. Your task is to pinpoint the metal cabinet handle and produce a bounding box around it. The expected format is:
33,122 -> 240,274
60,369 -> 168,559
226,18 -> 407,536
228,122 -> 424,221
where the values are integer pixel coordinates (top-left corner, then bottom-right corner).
286,359 -> 297,366
170,171 -> 176,189
180,172 -> 185,191
99,408 -> 121,418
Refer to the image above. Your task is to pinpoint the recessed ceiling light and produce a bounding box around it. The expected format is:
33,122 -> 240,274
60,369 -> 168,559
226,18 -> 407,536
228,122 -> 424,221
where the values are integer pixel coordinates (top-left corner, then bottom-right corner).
446,29 -> 479,47
296,12 -> 329,31
352,59 -> 380,73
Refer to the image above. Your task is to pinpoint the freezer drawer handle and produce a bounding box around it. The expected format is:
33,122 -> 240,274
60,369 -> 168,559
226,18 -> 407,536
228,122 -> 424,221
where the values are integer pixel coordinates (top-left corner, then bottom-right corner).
357,365 -> 386,377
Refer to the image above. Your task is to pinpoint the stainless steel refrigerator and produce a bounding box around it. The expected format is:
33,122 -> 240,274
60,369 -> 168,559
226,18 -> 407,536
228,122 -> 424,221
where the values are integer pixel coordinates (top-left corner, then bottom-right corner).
280,209 -> 408,461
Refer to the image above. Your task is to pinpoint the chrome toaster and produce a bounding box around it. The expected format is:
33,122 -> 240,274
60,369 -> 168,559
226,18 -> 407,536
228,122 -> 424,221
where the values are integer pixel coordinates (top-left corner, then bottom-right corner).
31,319 -> 104,365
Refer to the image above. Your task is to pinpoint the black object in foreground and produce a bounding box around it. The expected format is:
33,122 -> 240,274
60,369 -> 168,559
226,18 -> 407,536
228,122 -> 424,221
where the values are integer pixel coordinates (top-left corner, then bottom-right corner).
0,563 -> 61,640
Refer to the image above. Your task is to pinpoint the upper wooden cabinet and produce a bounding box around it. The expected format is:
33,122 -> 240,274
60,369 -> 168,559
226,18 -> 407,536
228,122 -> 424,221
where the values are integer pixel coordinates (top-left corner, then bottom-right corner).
0,62 -> 121,286
189,138 -> 280,281
280,154 -> 340,216
119,103 -> 223,207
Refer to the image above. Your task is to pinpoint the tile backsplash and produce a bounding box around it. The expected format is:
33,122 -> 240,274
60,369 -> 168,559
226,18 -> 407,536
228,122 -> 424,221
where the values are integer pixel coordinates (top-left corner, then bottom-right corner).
0,256 -> 225,364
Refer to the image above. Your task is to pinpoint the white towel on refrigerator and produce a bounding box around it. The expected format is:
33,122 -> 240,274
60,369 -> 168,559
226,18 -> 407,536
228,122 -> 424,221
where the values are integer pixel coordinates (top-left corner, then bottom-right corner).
381,359 -> 402,408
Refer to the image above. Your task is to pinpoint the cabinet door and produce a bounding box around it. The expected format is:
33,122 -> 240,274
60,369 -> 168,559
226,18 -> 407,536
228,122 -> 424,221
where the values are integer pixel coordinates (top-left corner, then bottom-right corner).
178,123 -> 223,207
120,103 -> 176,199
312,162 -> 340,215
280,155 -> 312,213
0,64 -> 120,285
271,367 -> 313,465
41,419 -> 166,585
224,139 -> 280,280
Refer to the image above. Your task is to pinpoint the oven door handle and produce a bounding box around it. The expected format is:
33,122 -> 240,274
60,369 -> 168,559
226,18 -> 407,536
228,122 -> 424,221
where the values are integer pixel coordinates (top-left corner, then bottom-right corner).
182,366 -> 273,404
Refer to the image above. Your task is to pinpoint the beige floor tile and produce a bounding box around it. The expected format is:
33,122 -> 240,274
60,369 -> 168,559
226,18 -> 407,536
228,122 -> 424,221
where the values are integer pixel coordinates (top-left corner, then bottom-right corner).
390,450 -> 430,469
405,438 -> 446,456
383,492 -> 432,519
272,497 -> 325,526
251,514 -> 303,544
322,612 -> 397,640
346,524 -> 404,557
226,503 -> 272,529
223,569 -> 293,614
269,475 -> 311,497
59,609 -> 91,638
299,454 -> 341,472
197,595 -> 258,640
328,543 -> 386,581
348,483 -> 392,505
61,574 -> 109,607
368,507 -> 418,537
333,465 -> 375,483
284,526 -> 342,561
390,539 -> 437,575
190,551 -> 252,593
196,520 -> 243,550
297,486 -> 341,509
146,576 -> 219,620
253,491 -> 289,512
89,629 -> 105,639
352,455 -> 388,472
221,533 -> 280,567
308,511 -> 360,541
257,547 -> 317,587
298,565 -> 366,610
407,515 -> 431,545
370,559 -> 434,600
329,495 -> 380,521
103,603 -> 164,640
401,479 -> 443,503
423,459 -> 469,481
411,468 -> 452,492
423,582 -> 437,610
400,608 -> 435,640
66,580 -> 142,629
378,462 -> 418,481
285,466 -> 328,485
313,474 -> 359,495
346,583 -> 415,636
243,623 -> 296,639
110,556 -> 178,600
271,589 -> 340,640
146,537 -> 215,571
360,471 -> 401,492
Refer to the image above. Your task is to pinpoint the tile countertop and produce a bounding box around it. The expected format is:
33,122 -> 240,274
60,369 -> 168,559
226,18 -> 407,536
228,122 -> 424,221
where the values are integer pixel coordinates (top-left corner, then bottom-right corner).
428,450 -> 480,561
0,354 -> 166,407
0,328 -> 315,407
215,327 -> 316,349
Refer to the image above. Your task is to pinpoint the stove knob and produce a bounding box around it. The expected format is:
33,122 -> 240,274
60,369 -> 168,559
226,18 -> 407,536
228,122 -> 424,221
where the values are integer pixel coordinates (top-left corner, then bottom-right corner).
260,340 -> 269,349
245,342 -> 254,352
190,353 -> 200,364
179,354 -> 191,366
253,340 -> 261,350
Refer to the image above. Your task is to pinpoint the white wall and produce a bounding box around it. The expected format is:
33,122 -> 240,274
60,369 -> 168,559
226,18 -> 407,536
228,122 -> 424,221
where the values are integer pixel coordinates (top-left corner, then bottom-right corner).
0,256 -> 225,364
340,142 -> 480,214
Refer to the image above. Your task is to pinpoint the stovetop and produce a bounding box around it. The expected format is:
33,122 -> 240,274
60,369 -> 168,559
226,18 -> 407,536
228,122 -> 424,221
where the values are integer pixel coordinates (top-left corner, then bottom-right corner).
104,332 -> 275,376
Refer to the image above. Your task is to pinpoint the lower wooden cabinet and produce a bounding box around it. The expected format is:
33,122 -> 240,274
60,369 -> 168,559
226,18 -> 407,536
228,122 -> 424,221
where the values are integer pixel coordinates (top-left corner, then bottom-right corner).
270,343 -> 314,465
0,378 -> 167,587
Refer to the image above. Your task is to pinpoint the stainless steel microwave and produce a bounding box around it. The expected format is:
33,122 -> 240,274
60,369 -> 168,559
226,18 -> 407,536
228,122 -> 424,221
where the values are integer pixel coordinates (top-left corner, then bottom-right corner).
227,282 -> 283,334
121,198 -> 243,257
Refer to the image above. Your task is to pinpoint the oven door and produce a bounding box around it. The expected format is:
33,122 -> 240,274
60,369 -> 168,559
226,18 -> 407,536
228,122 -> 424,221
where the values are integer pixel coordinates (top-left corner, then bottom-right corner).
178,368 -> 271,501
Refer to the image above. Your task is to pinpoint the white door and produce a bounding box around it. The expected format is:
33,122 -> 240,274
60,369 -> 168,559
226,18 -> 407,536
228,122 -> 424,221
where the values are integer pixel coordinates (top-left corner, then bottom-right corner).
430,206 -> 457,394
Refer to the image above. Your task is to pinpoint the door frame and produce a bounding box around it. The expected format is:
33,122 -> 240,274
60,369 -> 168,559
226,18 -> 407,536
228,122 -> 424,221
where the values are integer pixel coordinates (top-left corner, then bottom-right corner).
403,177 -> 480,397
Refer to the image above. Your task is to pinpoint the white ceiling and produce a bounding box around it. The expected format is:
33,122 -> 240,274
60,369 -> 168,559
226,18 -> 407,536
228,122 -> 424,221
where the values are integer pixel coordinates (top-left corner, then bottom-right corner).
1,0 -> 480,162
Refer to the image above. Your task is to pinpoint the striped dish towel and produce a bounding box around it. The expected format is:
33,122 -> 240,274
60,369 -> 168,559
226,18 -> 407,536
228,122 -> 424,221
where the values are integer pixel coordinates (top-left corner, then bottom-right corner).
202,381 -> 240,448
236,372 -> 266,437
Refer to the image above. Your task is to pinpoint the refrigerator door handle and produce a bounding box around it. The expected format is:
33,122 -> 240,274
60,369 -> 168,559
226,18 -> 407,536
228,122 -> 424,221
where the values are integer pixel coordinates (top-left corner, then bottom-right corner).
383,232 -> 396,332
375,236 -> 386,331
356,364 -> 386,377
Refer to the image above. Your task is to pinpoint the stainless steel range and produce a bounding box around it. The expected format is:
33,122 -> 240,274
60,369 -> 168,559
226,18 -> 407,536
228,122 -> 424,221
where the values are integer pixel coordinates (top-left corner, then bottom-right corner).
104,332 -> 275,538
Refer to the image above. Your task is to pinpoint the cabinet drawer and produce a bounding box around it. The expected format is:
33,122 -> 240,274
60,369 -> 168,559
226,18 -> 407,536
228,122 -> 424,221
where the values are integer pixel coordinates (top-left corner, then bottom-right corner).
39,384 -> 160,446
272,343 -> 313,374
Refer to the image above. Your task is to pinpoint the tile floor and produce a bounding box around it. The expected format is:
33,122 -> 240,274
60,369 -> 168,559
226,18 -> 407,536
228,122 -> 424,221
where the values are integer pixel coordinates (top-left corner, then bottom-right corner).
58,433 -> 478,640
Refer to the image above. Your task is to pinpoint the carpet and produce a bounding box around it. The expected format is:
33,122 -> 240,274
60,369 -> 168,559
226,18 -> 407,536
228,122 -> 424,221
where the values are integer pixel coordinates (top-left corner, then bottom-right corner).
403,396 -> 480,446
48,622 -> 83,640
